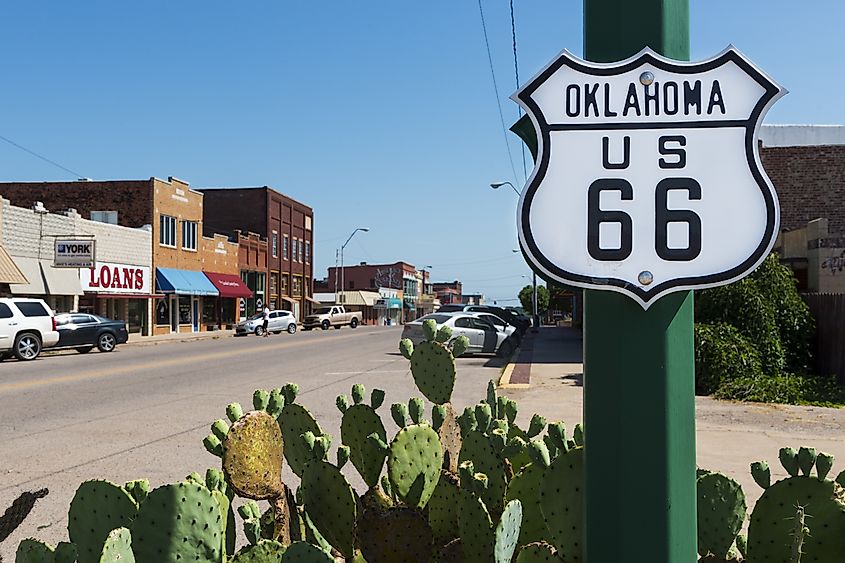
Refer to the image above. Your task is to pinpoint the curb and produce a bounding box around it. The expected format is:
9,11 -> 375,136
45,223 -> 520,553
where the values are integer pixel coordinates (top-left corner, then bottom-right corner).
126,333 -> 231,347
498,345 -> 530,389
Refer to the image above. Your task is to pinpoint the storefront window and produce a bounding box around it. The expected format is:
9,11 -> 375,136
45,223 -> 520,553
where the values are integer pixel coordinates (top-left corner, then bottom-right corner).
203,298 -> 216,325
155,298 -> 170,325
178,296 -> 191,325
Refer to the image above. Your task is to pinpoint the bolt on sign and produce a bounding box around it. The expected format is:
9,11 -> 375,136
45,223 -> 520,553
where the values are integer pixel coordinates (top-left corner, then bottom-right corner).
54,239 -> 96,268
514,47 -> 785,308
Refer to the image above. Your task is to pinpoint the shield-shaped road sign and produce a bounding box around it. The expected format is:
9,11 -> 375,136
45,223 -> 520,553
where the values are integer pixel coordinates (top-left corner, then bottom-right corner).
513,47 -> 785,308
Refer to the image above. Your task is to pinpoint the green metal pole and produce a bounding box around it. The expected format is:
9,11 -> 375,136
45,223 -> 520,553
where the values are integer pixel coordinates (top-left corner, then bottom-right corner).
582,1 -> 696,562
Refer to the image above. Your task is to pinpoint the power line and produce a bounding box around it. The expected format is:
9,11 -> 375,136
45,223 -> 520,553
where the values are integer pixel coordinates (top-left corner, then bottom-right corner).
0,134 -> 86,179
477,0 -> 520,186
509,0 -> 527,183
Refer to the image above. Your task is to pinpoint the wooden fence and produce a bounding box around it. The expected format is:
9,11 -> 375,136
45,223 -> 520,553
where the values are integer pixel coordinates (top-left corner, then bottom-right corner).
802,293 -> 845,383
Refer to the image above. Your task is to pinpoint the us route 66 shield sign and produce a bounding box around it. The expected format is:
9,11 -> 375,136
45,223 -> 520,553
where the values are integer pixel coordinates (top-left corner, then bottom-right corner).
513,47 -> 785,308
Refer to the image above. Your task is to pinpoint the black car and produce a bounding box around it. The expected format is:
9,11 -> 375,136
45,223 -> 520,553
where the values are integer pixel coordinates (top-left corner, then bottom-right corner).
54,313 -> 129,353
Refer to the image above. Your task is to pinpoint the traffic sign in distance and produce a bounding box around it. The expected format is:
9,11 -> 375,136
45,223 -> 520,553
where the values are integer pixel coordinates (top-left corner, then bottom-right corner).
514,47 -> 785,308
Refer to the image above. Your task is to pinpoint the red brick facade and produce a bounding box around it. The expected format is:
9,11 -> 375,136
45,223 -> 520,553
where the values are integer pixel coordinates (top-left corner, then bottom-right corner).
761,145 -> 845,235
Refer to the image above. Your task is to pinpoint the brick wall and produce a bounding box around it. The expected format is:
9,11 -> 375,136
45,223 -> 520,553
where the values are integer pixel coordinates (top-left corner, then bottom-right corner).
761,145 -> 845,235
201,188 -> 266,238
153,178 -> 204,271
200,234 -> 239,275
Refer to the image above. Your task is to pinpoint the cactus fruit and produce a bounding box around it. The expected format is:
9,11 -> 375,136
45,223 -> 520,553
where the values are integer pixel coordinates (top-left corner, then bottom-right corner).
130,481 -> 225,563
279,399 -> 323,478
278,541 -> 334,562
222,410 -> 284,500
340,385 -> 388,488
230,540 -> 286,563
748,448 -> 845,562
387,424 -> 443,509
300,459 -> 358,558
427,470 -> 461,546
515,541 -> 564,562
0,488 -> 48,543
696,472 -> 746,559
539,446 -> 584,562
98,527 -> 135,563
356,507 -> 434,563
68,480 -> 138,563
459,430 -> 507,516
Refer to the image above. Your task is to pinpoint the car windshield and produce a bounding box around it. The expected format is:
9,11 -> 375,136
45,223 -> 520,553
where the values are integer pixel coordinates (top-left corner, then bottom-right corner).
415,314 -> 452,324
314,307 -> 333,315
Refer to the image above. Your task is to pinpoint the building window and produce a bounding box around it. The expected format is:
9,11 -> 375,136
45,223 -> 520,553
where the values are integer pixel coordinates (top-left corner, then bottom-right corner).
271,231 -> 278,257
283,235 -> 289,260
160,215 -> 176,247
292,239 -> 298,263
282,274 -> 290,295
91,210 -> 118,224
305,241 -> 311,264
182,220 -> 198,251
292,276 -> 302,297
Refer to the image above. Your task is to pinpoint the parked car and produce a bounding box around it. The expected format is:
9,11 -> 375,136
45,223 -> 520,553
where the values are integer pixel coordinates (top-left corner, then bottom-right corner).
401,312 -> 515,356
435,304 -> 529,333
0,298 -> 59,361
53,313 -> 129,353
303,306 -> 362,331
235,310 -> 297,336
466,311 -> 518,339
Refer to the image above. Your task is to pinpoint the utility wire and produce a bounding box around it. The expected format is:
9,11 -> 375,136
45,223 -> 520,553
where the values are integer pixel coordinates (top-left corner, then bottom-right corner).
509,0 -> 527,183
0,134 -> 86,179
477,0 -> 519,186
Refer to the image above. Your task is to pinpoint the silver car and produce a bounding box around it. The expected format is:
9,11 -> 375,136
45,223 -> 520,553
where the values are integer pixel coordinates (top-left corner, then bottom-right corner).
401,312 -> 513,356
235,310 -> 297,336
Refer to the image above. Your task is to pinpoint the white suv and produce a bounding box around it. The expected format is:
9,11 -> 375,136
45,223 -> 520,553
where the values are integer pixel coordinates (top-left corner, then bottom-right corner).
0,298 -> 60,361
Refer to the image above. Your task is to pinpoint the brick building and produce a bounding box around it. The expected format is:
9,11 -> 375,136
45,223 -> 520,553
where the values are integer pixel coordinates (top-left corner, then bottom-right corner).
433,280 -> 462,305
199,187 -> 315,320
327,261 -> 419,320
0,177 -> 227,334
200,234 -> 250,330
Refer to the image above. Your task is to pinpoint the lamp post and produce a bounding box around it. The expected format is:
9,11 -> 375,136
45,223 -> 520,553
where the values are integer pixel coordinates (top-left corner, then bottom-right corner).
492,182 -> 539,331
340,227 -> 369,304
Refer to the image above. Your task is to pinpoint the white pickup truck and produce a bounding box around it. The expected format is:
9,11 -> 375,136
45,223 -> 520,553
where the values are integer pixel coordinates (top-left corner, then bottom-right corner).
303,305 -> 363,331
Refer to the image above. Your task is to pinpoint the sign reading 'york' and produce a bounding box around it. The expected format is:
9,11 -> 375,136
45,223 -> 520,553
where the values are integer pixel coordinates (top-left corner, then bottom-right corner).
514,47 -> 785,308
80,262 -> 151,295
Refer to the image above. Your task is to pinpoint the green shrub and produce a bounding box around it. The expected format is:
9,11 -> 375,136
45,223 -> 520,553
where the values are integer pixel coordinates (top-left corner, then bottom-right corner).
749,254 -> 815,373
714,373 -> 845,407
696,277 -> 784,376
694,323 -> 763,395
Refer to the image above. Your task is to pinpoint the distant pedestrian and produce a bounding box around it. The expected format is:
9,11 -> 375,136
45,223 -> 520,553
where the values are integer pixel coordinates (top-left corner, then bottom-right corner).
262,306 -> 270,337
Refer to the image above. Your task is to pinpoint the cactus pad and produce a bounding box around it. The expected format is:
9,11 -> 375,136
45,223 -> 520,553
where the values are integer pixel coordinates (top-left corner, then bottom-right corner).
68,479 -> 138,563
459,430 -> 507,515
279,402 -> 322,477
506,461 -> 548,546
222,410 -> 284,499
98,527 -> 135,563
356,507 -> 433,563
515,541 -> 564,562
300,460 -> 357,558
697,472 -> 746,559
230,540 -> 286,563
387,424 -> 443,509
130,481 -> 225,563
494,499 -> 523,563
15,539 -> 55,563
427,470 -> 461,546
341,403 -> 388,487
539,446 -> 584,562
458,493 -> 494,561
279,541 -> 333,562
409,341 -> 456,405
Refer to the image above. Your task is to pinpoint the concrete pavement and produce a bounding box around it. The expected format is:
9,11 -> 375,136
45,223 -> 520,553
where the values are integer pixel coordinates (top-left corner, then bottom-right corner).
499,325 -> 845,516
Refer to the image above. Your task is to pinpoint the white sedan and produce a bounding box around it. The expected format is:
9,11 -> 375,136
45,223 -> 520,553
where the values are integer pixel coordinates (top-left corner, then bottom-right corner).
401,312 -> 514,356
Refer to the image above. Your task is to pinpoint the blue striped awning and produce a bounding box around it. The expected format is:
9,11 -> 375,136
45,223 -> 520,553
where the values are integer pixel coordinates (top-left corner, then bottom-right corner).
156,268 -> 219,296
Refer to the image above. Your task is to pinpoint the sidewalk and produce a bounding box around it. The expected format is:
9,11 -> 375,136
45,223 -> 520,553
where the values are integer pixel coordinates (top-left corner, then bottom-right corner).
497,325 -> 845,513
126,329 -> 232,347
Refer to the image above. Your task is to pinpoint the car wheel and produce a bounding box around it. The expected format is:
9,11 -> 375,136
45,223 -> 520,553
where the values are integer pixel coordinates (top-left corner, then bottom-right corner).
287,323 -> 297,334
255,326 -> 265,337
76,346 -> 93,354
98,333 -> 117,353
14,333 -> 42,361
350,318 -> 359,329
321,320 -> 330,331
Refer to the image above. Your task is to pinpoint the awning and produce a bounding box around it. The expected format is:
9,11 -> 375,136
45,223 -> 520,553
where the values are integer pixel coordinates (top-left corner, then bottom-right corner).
156,268 -> 219,296
8,257 -> 44,294
0,248 -> 27,285
203,272 -> 253,299
305,296 -> 322,305
374,297 -> 402,310
281,296 -> 297,306
41,262 -> 84,295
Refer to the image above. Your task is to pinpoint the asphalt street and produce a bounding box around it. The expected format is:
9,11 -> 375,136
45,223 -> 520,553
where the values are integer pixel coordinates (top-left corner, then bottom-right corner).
0,325 -> 501,557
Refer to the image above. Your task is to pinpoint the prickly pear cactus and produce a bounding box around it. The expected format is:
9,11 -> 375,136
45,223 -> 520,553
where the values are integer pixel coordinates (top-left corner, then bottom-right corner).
300,453 -> 357,558
539,446 -> 584,562
697,471 -> 746,560
400,319 -> 468,405
15,539 -> 55,563
67,480 -> 138,563
515,541 -> 564,562
230,540 -> 286,563
98,527 -> 135,563
506,441 -> 551,546
356,507 -> 433,563
494,499 -> 523,563
386,422 -> 443,508
130,481 -> 225,563
433,403 -> 462,473
427,470 -> 461,546
339,385 -> 388,487
278,541 -> 333,562
747,447 -> 845,563
277,385 -> 323,478
222,410 -> 285,499
459,428 -> 507,516
458,485 -> 523,563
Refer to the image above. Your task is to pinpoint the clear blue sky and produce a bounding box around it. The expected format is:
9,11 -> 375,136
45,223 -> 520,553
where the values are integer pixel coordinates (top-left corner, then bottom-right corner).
1,2 -> 842,303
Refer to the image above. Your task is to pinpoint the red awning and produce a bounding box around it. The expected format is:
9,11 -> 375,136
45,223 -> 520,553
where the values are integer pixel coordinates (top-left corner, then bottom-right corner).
203,272 -> 253,299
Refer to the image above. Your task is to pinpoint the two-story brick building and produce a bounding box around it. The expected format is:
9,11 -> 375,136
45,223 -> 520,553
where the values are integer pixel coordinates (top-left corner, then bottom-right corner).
200,187 -> 315,320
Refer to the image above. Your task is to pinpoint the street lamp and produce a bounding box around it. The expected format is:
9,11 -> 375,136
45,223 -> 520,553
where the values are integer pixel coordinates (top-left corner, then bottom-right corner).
492,182 -> 539,331
340,227 -> 369,304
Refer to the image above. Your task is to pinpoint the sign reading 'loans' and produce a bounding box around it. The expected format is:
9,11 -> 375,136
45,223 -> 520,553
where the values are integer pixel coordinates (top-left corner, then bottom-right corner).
514,47 -> 785,308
